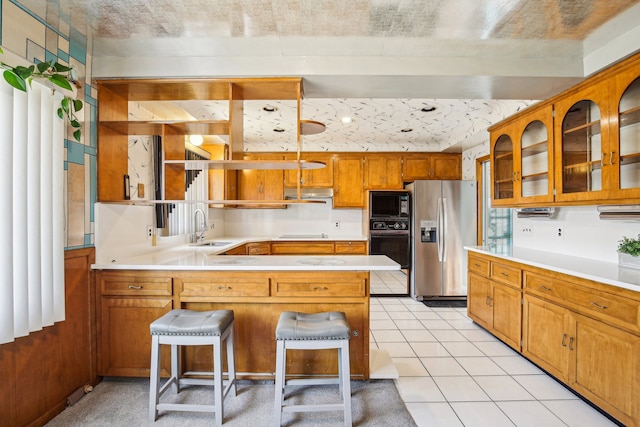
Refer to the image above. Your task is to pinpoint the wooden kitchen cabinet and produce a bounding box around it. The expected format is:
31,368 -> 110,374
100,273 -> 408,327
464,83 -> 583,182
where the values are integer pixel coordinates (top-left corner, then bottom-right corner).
490,104 -> 554,206
335,241 -> 367,254
284,153 -> 334,188
237,153 -> 285,207
270,241 -> 335,255
402,153 -> 461,181
97,272 -> 174,377
333,155 -> 365,208
364,154 -> 403,189
467,254 -> 522,350
468,251 -> 640,427
246,242 -> 271,255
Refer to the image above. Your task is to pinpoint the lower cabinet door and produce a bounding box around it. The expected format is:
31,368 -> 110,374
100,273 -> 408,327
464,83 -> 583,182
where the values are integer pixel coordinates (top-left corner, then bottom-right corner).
570,313 -> 640,427
491,282 -> 522,351
467,274 -> 492,329
522,295 -> 571,382
100,297 -> 173,377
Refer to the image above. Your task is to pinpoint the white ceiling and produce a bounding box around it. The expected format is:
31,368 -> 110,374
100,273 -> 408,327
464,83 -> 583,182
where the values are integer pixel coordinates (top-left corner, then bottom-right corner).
14,0 -> 640,152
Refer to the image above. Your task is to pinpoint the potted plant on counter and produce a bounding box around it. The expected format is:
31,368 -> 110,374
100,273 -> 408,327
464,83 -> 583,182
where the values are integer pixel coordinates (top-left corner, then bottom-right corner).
0,47 -> 83,141
618,234 -> 640,269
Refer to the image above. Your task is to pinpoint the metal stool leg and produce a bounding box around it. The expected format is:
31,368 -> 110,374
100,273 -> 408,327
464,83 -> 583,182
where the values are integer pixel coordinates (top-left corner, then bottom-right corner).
340,340 -> 352,426
149,335 -> 161,421
273,339 -> 286,427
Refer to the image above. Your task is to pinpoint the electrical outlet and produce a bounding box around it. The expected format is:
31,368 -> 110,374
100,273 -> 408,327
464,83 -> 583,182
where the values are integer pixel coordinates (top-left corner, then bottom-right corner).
557,227 -> 564,239
147,225 -> 153,240
334,221 -> 341,229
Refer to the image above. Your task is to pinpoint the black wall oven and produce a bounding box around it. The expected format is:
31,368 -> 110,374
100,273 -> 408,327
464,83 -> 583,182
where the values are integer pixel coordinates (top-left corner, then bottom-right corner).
368,191 -> 411,270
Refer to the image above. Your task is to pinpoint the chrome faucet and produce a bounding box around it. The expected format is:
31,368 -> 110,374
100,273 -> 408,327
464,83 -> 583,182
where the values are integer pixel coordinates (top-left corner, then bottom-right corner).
193,208 -> 207,243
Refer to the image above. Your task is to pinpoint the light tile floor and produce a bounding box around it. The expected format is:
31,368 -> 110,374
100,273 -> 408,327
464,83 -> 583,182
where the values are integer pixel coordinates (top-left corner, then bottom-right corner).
371,270 -> 409,294
369,296 -> 620,427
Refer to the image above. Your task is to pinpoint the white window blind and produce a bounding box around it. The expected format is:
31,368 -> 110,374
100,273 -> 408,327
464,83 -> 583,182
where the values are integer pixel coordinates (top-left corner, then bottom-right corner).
0,80 -> 66,344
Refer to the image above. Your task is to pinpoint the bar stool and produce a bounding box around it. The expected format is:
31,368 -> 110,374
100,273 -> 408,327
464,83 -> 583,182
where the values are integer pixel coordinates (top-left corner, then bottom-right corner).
273,311 -> 352,426
149,309 -> 236,426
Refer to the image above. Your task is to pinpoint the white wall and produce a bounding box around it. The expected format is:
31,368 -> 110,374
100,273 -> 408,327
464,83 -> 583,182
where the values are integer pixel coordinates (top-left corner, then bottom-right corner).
223,203 -> 364,238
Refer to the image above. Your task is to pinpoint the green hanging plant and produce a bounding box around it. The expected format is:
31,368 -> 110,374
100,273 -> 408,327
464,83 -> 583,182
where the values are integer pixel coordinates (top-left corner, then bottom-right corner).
0,47 -> 83,142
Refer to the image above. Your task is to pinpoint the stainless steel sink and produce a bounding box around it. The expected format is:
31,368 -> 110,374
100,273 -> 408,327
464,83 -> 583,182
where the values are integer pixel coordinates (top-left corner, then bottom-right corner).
193,241 -> 232,247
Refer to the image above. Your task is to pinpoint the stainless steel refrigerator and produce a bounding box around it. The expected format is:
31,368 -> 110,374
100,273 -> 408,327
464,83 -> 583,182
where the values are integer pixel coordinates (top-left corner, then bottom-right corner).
406,180 -> 477,301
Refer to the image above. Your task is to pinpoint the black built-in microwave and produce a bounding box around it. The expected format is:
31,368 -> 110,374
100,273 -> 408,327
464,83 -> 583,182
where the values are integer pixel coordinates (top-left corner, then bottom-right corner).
369,191 -> 410,218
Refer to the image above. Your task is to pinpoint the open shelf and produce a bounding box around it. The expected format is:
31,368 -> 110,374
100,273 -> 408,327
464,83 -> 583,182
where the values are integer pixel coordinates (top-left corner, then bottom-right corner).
620,106 -> 640,127
164,159 -> 327,170
494,152 -> 513,161
522,171 -> 549,182
100,120 -> 230,136
620,152 -> 640,165
521,140 -> 548,157
563,159 -> 602,174
563,119 -> 601,137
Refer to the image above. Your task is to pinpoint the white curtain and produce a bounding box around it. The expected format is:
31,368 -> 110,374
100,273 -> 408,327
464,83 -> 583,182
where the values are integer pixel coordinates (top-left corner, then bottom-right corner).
0,80 -> 66,344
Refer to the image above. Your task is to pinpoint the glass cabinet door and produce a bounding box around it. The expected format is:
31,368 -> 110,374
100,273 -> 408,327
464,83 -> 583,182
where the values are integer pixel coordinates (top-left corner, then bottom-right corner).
560,99 -> 603,194
618,77 -> 640,191
493,134 -> 514,201
520,120 -> 550,199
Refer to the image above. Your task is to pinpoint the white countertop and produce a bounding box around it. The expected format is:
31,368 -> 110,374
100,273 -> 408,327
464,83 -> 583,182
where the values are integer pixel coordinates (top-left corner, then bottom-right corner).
92,235 -> 397,271
465,246 -> 640,292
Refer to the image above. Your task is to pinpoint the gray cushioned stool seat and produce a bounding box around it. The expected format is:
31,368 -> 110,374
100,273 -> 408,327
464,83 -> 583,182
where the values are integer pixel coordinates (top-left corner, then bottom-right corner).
275,311 -> 350,340
274,311 -> 351,426
149,309 -> 236,427
151,309 -> 233,336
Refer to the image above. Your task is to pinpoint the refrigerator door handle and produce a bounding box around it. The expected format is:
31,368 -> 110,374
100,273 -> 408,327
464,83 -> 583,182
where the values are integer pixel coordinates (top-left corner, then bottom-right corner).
441,197 -> 447,262
436,197 -> 443,261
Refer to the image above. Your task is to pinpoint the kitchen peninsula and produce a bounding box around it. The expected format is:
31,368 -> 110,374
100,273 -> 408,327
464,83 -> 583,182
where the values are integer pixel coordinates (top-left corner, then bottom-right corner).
92,246 -> 399,380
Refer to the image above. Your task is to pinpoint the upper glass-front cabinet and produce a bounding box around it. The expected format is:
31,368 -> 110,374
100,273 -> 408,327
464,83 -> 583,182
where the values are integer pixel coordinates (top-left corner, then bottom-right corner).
492,133 -> 514,202
490,104 -> 553,206
612,74 -> 640,197
554,81 -> 609,203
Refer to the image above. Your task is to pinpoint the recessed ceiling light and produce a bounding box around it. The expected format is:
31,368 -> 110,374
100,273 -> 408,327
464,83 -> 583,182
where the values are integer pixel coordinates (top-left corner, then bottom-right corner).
263,105 -> 278,112
401,128 -> 413,133
273,127 -> 285,132
421,106 -> 436,112
341,116 -> 352,124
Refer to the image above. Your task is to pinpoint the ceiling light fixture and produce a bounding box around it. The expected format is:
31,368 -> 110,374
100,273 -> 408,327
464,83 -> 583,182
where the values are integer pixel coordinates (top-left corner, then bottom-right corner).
263,105 -> 278,112
341,116 -> 352,124
273,127 -> 285,132
421,106 -> 437,112
401,128 -> 413,133
189,134 -> 204,146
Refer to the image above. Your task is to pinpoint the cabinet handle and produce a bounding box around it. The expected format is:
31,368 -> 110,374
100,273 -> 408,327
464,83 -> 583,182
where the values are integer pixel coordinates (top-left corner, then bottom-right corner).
513,172 -> 517,182
128,285 -> 143,290
539,285 -> 552,292
500,271 -> 509,277
568,337 -> 574,351
485,296 -> 490,306
610,151 -> 616,165
474,263 -> 481,267
217,285 -> 232,290
312,286 -> 328,291
561,333 -> 567,347
601,152 -> 606,166
590,301 -> 608,310
487,296 -> 493,307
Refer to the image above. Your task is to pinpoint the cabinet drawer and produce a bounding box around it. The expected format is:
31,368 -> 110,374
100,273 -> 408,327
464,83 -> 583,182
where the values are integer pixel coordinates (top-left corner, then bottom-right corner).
100,275 -> 172,296
335,241 -> 366,254
271,242 -> 335,255
525,272 -> 640,334
272,276 -> 366,297
179,277 -> 270,298
468,255 -> 490,277
247,243 -> 270,255
491,262 -> 522,288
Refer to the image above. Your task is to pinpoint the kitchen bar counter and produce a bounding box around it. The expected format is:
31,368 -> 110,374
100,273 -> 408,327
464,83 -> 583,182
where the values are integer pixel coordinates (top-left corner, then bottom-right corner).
465,246 -> 640,291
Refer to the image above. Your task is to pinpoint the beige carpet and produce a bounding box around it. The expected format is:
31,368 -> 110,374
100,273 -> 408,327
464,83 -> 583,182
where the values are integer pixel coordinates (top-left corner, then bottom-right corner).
46,377 -> 417,426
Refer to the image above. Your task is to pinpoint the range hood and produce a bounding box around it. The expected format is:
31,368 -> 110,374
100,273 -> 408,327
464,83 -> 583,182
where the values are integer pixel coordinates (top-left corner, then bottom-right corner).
284,188 -> 334,199
598,205 -> 640,220
515,207 -> 556,218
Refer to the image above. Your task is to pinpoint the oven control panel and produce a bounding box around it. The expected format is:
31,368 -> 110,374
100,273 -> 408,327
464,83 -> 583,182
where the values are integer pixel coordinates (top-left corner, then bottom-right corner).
370,219 -> 409,232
